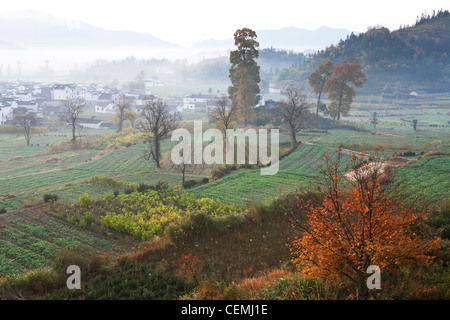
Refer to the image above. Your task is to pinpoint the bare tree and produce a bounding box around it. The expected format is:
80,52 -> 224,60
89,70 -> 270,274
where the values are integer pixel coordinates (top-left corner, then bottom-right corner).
276,85 -> 313,144
137,96 -> 180,168
207,96 -> 236,135
113,95 -> 137,132
59,98 -> 86,142
14,113 -> 38,146
176,143 -> 207,186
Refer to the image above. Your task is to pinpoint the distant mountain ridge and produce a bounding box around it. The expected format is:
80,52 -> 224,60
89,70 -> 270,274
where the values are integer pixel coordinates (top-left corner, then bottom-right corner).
195,26 -> 358,51
0,10 -> 357,52
0,10 -> 177,49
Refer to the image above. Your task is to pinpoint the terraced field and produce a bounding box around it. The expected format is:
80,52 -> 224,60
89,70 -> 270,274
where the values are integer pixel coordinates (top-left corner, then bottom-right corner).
0,130 -> 206,211
0,204 -> 130,277
314,128 -> 450,153
192,142 -> 450,207
191,144 -> 352,205
395,155 -> 450,204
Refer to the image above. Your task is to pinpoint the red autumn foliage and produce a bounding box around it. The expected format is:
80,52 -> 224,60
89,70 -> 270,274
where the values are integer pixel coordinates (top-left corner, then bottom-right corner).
289,146 -> 440,299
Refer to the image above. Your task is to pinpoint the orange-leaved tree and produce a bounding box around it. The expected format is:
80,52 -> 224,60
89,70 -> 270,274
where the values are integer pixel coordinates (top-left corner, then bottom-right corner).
323,57 -> 366,120
289,146 -> 440,299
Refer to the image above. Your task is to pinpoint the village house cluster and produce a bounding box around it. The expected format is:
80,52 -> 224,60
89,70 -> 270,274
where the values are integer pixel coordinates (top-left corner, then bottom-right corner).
0,80 -> 277,131
0,81 -> 117,129
0,81 -> 169,130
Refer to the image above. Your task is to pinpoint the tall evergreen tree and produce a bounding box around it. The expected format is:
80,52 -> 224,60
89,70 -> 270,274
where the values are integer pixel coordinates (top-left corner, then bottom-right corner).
228,28 -> 261,124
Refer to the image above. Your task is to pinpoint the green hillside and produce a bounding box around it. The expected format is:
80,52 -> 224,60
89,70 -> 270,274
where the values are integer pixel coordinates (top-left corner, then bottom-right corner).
191,144 -> 351,205
312,10 -> 450,79
0,204 -> 130,277
277,9 -> 450,94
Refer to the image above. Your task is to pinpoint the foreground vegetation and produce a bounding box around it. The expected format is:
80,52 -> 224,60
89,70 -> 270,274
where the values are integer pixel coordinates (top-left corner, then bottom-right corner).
0,88 -> 449,301
1,186 -> 449,300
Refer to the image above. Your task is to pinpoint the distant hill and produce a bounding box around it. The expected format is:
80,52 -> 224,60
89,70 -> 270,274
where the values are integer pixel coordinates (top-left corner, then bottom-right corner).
0,10 -> 177,49
309,10 -> 450,84
194,26 -> 357,51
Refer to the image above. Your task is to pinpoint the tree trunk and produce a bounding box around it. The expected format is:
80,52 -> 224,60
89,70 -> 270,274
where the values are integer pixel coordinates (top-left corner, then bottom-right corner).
356,273 -> 367,300
337,97 -> 342,121
316,91 -> 322,114
290,126 -> 297,145
337,88 -> 344,121
72,120 -> 76,142
154,138 -> 161,168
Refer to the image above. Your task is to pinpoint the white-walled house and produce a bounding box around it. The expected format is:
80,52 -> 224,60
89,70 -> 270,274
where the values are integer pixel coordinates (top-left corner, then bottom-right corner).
268,85 -> 281,94
51,85 -> 75,100
51,85 -> 85,100
181,94 -> 214,111
14,91 -> 33,101
95,102 -> 115,114
0,104 -> 13,124
84,92 -> 99,101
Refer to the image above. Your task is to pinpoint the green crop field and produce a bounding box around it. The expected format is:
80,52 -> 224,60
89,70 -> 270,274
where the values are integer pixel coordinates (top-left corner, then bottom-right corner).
191,144 -> 352,205
395,155 -> 450,204
0,129 -> 207,211
312,127 -> 450,153
0,205 -> 130,277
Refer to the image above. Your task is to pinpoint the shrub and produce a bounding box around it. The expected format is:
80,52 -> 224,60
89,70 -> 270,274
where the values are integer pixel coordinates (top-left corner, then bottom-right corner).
43,193 -> 58,203
83,212 -> 96,229
182,180 -> 197,189
211,164 -> 245,179
176,253 -> 201,283
430,203 -> 450,239
0,268 -> 62,299
0,208 -> 6,214
402,151 -> 416,157
137,183 -> 151,193
201,177 -> 209,184
77,193 -> 93,208
238,163 -> 256,169
151,181 -> 168,191
211,168 -> 225,179
124,187 -> 135,194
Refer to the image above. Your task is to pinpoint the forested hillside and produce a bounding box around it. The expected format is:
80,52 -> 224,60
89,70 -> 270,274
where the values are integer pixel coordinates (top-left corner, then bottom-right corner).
303,10 -> 450,92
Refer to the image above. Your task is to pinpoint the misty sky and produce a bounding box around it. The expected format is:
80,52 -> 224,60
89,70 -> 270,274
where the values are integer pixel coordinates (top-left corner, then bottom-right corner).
1,0 -> 448,46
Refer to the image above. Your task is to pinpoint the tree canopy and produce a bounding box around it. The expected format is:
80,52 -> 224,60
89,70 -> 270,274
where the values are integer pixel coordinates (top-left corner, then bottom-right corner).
308,60 -> 334,114
323,58 -> 366,120
228,28 -> 261,124
289,147 -> 440,299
